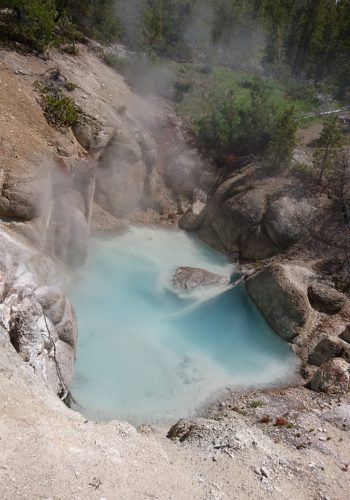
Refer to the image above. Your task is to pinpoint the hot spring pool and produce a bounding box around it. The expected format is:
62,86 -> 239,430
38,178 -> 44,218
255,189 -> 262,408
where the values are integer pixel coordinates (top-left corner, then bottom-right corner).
70,226 -> 297,423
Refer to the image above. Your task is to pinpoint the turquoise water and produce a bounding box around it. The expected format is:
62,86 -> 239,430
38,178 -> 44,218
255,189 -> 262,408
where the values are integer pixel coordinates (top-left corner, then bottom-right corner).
70,226 -> 297,423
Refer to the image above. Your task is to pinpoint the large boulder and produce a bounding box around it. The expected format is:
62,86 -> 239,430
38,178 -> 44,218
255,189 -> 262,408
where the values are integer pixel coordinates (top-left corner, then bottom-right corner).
72,119 -> 115,155
310,358 -> 350,394
95,129 -> 146,217
210,188 -> 267,251
308,282 -> 346,314
263,197 -> 314,249
190,171 -> 316,262
199,187 -> 279,261
171,266 -> 228,291
179,201 -> 206,232
246,264 -> 314,341
309,336 -> 350,366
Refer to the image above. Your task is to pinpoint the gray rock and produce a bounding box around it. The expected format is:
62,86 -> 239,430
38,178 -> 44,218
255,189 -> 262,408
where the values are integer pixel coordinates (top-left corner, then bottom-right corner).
339,325 -> 350,344
308,283 -> 346,314
0,169 -> 50,221
213,189 -> 267,252
309,336 -> 350,366
35,287 -> 78,350
179,210 -> 202,231
246,264 -> 313,341
95,130 -> 146,217
54,300 -> 78,350
167,418 -> 197,441
172,266 -> 228,291
310,358 -> 350,393
72,119 -> 115,153
240,225 -> 279,261
264,197 -> 314,249
323,404 -> 350,430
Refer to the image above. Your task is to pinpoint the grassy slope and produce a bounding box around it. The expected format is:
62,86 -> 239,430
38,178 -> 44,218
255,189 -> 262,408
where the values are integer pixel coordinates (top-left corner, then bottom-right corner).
175,63 -> 339,132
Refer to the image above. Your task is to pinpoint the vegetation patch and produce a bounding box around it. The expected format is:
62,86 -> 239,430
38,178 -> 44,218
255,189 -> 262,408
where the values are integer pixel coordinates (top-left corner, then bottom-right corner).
34,70 -> 80,128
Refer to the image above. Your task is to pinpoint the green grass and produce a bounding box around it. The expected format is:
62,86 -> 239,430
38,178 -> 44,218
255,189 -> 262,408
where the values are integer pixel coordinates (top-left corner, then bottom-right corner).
175,63 -> 330,131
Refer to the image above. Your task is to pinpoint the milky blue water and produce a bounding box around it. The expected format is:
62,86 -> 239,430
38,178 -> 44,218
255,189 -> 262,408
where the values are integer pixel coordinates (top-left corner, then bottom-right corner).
70,226 -> 297,423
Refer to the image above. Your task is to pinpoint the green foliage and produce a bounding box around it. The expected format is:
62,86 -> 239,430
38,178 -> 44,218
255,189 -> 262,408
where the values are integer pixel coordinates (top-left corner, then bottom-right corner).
239,77 -> 276,152
0,0 -> 57,51
196,77 -> 280,157
267,106 -> 298,168
54,14 -> 82,54
258,0 -> 350,97
314,115 -> 344,183
64,81 -> 78,91
42,93 -> 79,128
63,0 -> 121,43
35,80 -> 80,128
1,0 -> 349,99
197,90 -> 239,156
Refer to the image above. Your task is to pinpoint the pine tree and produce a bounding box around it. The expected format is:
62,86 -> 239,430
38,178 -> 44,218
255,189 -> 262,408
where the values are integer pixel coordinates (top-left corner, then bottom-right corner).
268,106 -> 298,168
314,115 -> 343,184
0,0 -> 57,50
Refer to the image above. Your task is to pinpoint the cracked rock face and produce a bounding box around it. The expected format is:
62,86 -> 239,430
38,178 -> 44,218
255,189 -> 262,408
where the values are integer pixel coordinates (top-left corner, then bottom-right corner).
0,229 -> 77,397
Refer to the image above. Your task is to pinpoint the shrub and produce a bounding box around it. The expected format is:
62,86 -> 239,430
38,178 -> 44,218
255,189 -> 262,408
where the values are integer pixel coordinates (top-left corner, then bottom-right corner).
35,77 -> 80,128
196,78 -> 277,158
267,106 -> 299,167
64,81 -> 78,92
42,93 -> 79,128
0,0 -> 57,51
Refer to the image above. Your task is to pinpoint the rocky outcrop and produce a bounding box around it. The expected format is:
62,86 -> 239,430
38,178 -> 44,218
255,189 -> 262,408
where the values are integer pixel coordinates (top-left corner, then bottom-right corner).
308,336 -> 350,366
180,169 -> 315,261
0,228 -> 76,396
310,358 -> 350,394
308,283 -> 346,314
95,128 -> 146,217
72,119 -> 115,155
0,168 -> 51,221
246,264 -> 314,341
171,266 -> 228,291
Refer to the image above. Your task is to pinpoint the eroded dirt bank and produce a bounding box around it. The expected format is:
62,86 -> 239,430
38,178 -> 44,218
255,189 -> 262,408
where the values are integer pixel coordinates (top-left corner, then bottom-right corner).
1,44 -> 350,499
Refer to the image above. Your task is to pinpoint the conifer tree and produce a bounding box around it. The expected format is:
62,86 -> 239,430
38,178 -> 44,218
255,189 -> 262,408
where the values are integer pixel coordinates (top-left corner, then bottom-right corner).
268,106 -> 298,168
314,115 -> 344,184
